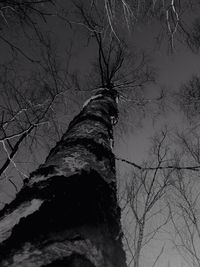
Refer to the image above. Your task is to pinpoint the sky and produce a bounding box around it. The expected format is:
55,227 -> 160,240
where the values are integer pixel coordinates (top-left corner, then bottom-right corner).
1,1 -> 200,267
114,25 -> 200,266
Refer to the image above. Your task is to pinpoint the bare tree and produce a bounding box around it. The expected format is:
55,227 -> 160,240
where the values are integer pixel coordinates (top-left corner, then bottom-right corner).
0,33 -> 74,205
121,130 -> 171,267
0,87 -> 129,267
68,0 -> 158,135
177,75 -> 200,121
116,124 -> 200,266
169,169 -> 200,267
2,0 -> 199,266
0,1 -> 160,266
0,0 -> 58,62
74,0 -> 200,52
165,129 -> 200,267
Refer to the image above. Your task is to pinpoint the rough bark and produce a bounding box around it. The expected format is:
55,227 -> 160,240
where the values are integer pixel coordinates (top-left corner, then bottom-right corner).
0,88 -> 127,267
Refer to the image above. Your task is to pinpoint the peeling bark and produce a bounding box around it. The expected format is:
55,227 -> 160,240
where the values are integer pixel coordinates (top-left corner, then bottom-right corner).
0,88 -> 127,267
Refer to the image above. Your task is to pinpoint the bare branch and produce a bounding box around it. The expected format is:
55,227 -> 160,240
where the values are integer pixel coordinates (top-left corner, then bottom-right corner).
116,156 -> 200,172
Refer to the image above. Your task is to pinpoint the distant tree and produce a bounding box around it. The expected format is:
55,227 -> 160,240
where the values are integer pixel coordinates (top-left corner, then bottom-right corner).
80,0 -> 200,52
161,128 -> 200,267
0,0 -> 57,61
121,130 -> 171,267
177,75 -> 200,121
169,169 -> 200,267
0,33 -> 73,204
117,125 -> 200,267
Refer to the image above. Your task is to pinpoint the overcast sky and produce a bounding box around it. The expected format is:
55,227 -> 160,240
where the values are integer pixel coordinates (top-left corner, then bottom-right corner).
1,2 -> 200,266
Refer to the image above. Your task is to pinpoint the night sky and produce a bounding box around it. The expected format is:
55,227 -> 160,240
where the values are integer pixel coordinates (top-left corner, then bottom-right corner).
1,1 -> 200,266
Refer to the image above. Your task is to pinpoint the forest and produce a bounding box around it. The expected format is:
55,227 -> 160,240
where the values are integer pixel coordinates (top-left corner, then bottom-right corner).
0,1 -> 200,266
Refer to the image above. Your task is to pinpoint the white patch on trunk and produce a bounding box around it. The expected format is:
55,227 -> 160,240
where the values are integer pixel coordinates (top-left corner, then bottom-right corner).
82,94 -> 102,108
64,153 -> 88,172
110,138 -> 114,149
115,95 -> 119,104
29,174 -> 55,186
0,199 -> 43,243
5,239 -> 104,267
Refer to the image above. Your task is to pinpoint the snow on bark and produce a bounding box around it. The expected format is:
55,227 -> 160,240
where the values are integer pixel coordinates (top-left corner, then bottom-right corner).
1,238 -> 104,267
82,93 -> 103,108
0,88 -> 127,267
0,199 -> 43,243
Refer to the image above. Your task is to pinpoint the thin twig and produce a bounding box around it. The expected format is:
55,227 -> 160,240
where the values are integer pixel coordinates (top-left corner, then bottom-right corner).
116,156 -> 200,172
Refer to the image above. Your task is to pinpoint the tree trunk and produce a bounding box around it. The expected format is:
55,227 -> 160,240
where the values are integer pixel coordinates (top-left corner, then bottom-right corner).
0,88 -> 127,267
134,222 -> 144,267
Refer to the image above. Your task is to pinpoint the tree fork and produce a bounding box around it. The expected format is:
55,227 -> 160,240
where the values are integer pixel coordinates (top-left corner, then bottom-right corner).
0,88 -> 127,267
